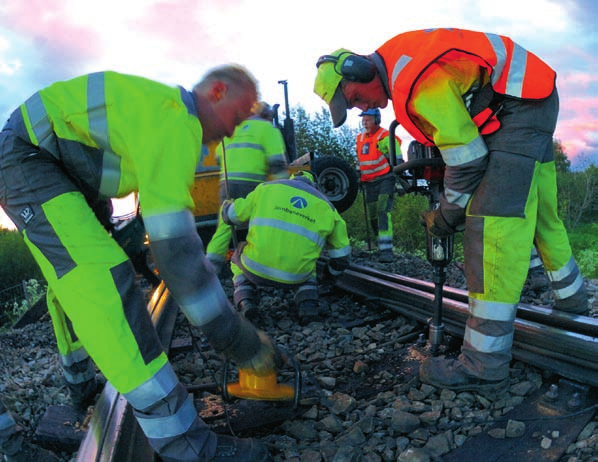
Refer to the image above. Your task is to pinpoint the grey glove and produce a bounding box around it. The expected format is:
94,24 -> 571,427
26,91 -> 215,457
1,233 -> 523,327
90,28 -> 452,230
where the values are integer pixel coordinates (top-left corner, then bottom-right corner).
421,209 -> 455,239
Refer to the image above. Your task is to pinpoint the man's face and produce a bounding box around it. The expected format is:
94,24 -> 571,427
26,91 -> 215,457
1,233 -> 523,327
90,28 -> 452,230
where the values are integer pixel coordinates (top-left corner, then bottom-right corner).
215,91 -> 257,140
203,84 -> 257,144
341,76 -> 389,113
361,115 -> 378,133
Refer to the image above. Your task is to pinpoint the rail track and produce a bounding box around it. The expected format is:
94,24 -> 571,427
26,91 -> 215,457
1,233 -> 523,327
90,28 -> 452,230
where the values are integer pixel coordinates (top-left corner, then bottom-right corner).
75,260 -> 598,462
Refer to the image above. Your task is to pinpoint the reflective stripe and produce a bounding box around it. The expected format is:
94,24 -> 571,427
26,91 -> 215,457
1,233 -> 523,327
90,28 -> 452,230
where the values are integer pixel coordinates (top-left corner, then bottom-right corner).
23,92 -> 56,154
125,363 -> 178,410
465,328 -> 513,353
506,42 -> 526,97
241,253 -> 311,282
469,299 -> 517,321
0,411 -> 15,432
444,188 -> 471,208
221,172 -> 266,182
144,210 -> 195,241
361,163 -> 390,176
327,246 -> 351,258
553,272 -> 585,300
440,135 -> 487,166
87,72 -> 122,197
227,142 -> 265,151
250,217 -> 325,248
391,55 -> 412,87
547,256 -> 577,282
62,360 -> 95,384
87,72 -> 108,147
136,394 -> 196,439
60,347 -> 90,366
485,33 -> 507,87
99,150 -> 121,197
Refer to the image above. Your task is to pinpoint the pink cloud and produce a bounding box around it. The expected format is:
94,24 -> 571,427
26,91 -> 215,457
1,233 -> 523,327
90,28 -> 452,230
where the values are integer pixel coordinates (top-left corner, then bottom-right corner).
134,0 -> 242,61
3,0 -> 102,62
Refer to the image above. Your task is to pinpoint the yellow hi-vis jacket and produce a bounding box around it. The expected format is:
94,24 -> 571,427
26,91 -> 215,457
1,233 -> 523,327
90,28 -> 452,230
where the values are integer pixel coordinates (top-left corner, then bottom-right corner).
11,71 -> 222,327
223,178 -> 351,285
216,116 -> 289,186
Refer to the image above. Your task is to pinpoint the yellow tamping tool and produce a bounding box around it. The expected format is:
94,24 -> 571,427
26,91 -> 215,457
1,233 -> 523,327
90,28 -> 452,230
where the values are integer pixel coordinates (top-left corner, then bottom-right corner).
222,351 -> 301,408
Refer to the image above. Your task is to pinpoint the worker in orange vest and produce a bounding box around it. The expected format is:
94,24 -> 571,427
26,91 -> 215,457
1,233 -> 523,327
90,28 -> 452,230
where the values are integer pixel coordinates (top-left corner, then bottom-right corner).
313,27 -> 588,397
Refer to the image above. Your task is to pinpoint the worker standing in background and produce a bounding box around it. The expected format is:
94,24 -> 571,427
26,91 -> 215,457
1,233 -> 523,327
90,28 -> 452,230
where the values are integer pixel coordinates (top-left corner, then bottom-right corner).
221,171 -> 351,322
313,27 -> 588,397
0,65 -> 277,462
206,102 -> 289,274
355,108 -> 402,262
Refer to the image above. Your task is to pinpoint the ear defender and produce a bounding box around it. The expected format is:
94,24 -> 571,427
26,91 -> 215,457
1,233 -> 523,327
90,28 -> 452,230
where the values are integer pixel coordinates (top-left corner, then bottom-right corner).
316,53 -> 376,83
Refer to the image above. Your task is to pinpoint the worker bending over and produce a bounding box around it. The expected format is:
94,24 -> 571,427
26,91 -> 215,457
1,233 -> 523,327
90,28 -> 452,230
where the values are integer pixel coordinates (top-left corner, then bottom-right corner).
314,27 -> 588,397
0,65 -> 278,462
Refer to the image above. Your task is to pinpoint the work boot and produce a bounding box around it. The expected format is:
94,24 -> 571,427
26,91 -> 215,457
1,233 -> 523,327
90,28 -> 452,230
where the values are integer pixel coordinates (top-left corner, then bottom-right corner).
419,357 -> 510,397
527,268 -> 550,292
67,375 -> 106,413
554,284 -> 590,315
378,249 -> 394,263
4,440 -> 61,462
239,299 -> 260,322
212,434 -> 272,462
297,300 -> 320,321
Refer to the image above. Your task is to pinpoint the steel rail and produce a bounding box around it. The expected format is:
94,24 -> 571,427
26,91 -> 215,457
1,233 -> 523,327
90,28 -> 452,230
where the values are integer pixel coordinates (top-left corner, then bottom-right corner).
77,261 -> 598,461
331,261 -> 598,386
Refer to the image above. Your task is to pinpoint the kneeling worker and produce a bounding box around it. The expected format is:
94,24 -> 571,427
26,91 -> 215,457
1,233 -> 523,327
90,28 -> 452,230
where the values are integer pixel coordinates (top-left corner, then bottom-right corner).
221,171 -> 351,321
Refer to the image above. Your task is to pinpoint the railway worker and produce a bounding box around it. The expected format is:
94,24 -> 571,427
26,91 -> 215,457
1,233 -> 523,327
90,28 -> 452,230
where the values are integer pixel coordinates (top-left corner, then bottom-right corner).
220,171 -> 351,322
206,101 -> 289,275
0,65 -> 278,462
313,27 -> 588,396
355,108 -> 402,262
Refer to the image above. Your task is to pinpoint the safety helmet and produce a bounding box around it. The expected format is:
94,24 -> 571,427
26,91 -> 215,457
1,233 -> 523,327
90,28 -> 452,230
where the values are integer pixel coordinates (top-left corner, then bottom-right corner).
290,170 -> 317,186
253,101 -> 274,121
358,108 -> 381,124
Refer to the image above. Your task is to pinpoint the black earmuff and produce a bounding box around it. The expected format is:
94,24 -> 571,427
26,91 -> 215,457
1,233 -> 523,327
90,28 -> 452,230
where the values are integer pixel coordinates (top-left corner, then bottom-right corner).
316,52 -> 376,83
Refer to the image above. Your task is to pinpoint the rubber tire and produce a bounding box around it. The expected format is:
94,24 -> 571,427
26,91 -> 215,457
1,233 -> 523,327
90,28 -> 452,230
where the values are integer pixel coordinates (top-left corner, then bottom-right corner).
311,156 -> 359,214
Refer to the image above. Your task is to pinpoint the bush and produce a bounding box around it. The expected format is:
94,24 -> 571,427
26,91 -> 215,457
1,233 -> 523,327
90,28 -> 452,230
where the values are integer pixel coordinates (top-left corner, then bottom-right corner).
568,223 -> 598,279
0,229 -> 44,292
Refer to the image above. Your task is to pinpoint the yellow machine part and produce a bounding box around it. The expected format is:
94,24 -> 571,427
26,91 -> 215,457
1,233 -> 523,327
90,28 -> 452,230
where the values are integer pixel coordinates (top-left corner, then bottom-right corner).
226,369 -> 296,401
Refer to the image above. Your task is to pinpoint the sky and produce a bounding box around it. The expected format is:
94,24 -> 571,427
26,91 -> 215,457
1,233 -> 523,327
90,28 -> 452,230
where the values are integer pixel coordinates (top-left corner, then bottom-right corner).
0,0 -> 597,229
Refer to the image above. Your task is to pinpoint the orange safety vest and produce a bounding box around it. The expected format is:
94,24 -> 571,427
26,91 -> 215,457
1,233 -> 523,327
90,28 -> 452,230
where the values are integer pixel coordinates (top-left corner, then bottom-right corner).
376,28 -> 557,145
356,127 -> 391,182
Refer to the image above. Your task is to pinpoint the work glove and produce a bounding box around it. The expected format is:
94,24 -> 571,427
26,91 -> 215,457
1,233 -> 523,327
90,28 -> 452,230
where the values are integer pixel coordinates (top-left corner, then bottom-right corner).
220,199 -> 235,225
421,209 -> 455,239
236,330 -> 288,376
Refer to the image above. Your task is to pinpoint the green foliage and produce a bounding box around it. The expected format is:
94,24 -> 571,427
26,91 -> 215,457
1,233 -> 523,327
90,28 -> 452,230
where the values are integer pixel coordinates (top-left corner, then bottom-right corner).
2,279 -> 47,325
341,190 -> 467,261
554,140 -> 571,173
292,106 -> 359,166
0,229 -> 44,292
567,223 -> 598,279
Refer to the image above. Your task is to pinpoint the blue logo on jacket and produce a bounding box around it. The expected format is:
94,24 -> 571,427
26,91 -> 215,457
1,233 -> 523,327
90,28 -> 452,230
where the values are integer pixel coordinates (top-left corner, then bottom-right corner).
290,196 -> 308,209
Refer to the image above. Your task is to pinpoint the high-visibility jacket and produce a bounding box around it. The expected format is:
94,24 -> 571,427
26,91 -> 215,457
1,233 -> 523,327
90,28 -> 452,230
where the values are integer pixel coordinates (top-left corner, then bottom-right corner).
224,178 -> 351,285
216,116 -> 288,186
9,70 -> 228,330
376,28 -> 556,148
356,127 -> 396,182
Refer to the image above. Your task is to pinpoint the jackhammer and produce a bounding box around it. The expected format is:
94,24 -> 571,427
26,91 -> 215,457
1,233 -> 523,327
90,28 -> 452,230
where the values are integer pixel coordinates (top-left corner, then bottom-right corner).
392,138 -> 454,356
